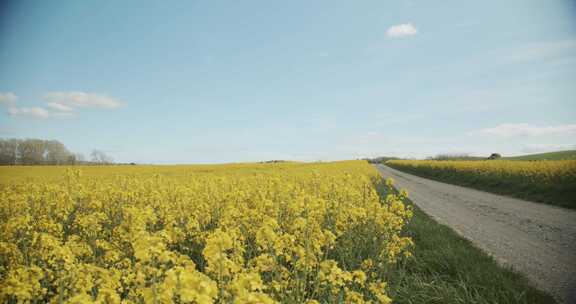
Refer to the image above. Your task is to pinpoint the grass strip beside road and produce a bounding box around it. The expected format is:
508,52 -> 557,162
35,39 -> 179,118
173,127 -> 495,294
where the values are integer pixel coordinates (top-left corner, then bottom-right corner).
379,182 -> 556,303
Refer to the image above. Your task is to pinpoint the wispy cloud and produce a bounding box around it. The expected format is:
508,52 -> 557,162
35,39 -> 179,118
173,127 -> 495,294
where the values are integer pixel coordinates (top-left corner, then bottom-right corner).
46,102 -> 74,112
470,123 -> 576,137
7,106 -> 49,119
0,92 -> 17,107
386,23 -> 418,38
1,91 -> 122,120
44,91 -> 122,109
0,92 -> 72,119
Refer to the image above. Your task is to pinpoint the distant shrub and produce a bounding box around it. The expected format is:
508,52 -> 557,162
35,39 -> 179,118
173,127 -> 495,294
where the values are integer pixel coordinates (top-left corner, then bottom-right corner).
488,153 -> 502,160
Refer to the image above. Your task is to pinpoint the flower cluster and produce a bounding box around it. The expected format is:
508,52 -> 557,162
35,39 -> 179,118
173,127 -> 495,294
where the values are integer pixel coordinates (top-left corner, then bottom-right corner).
0,161 -> 412,303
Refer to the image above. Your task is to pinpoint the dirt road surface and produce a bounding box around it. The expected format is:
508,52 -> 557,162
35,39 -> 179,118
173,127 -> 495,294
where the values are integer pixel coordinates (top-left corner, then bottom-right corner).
375,164 -> 576,304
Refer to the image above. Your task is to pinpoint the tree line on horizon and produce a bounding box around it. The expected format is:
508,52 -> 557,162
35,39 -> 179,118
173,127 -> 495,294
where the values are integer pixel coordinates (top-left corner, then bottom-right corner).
0,138 -> 114,166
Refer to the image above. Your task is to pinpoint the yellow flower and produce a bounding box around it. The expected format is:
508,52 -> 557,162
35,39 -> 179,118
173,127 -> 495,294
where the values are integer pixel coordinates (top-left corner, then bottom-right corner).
369,281 -> 392,304
0,160 -> 413,303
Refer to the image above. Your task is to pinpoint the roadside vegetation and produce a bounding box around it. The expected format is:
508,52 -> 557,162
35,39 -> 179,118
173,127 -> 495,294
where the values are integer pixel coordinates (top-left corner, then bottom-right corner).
386,159 -> 576,209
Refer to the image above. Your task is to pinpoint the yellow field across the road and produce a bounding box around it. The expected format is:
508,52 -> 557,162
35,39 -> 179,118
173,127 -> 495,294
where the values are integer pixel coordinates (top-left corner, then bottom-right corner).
386,160 -> 576,184
386,159 -> 576,209
0,161 -> 412,303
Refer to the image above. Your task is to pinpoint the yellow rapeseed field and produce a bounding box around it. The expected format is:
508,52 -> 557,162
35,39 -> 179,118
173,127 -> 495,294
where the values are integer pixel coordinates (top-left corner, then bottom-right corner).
0,161 -> 413,303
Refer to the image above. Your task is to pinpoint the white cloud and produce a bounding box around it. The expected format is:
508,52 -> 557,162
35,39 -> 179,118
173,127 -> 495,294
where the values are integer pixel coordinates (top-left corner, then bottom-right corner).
0,93 -> 50,119
47,102 -> 75,112
1,92 -> 79,119
0,92 -> 17,107
44,91 -> 122,109
386,23 -> 418,38
7,107 -> 52,119
7,106 -> 75,119
1,91 -> 122,120
471,123 -> 576,137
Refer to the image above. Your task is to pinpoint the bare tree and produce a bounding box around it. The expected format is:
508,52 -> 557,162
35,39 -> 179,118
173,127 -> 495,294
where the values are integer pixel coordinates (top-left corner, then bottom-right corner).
75,153 -> 85,163
90,150 -> 113,165
45,140 -> 72,165
0,138 -> 117,166
0,138 -> 20,165
19,139 -> 46,165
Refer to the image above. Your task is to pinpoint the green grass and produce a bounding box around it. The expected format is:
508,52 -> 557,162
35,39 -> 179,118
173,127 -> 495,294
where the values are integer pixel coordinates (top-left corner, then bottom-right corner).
504,150 -> 576,161
385,201 -> 556,304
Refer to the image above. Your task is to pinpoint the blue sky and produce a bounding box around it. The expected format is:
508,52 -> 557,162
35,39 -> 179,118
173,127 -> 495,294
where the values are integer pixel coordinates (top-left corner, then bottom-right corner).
1,0 -> 575,163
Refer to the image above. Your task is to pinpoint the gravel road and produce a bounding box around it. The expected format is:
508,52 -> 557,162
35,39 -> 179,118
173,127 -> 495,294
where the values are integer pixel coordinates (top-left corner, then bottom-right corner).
375,164 -> 576,304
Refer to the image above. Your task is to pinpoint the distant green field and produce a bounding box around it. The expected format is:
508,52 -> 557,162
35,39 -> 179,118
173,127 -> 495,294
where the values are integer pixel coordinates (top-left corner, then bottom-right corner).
413,150 -> 576,162
505,150 -> 576,161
